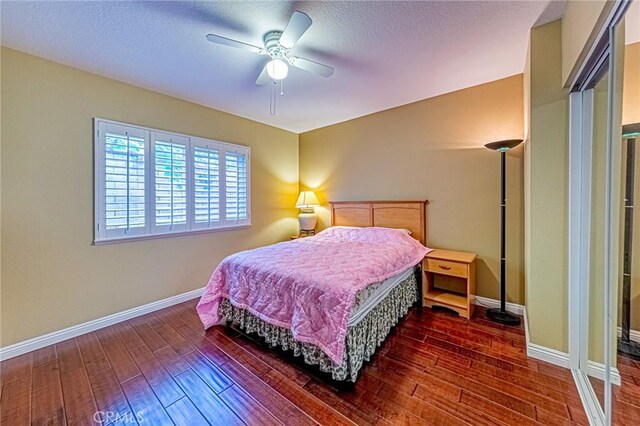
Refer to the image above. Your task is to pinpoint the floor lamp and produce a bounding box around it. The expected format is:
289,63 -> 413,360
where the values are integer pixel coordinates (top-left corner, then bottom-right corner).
620,123 -> 640,359
485,139 -> 523,326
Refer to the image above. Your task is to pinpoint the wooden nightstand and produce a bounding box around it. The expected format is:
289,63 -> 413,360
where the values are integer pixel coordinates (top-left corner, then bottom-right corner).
290,231 -> 316,240
422,249 -> 477,319
289,234 -> 313,240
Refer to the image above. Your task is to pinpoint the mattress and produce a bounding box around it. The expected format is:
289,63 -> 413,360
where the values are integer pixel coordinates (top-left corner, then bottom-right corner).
348,266 -> 415,326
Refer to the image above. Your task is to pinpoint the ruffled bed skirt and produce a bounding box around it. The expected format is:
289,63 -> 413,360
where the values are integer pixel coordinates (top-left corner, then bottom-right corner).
219,271 -> 418,382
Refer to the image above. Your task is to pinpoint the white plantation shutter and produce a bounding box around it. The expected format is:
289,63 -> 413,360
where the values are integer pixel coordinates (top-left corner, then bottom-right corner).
152,133 -> 189,233
192,139 -> 221,229
224,149 -> 249,225
96,122 -> 148,240
94,119 -> 250,244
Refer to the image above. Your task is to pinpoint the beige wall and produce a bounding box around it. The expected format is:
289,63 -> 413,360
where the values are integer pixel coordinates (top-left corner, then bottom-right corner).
299,75 -> 525,304
526,20 -> 570,352
623,42 -> 640,126
562,0 -> 611,86
526,16 -> 630,354
0,48 -> 299,346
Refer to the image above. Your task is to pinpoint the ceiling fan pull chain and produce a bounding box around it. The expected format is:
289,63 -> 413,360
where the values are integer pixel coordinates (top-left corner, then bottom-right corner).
280,78 -> 284,96
270,80 -> 277,116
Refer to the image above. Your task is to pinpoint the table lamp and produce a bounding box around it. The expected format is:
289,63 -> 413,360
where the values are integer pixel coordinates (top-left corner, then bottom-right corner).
296,191 -> 320,236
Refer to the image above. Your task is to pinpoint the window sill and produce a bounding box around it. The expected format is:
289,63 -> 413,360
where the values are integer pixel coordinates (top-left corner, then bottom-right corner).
93,224 -> 251,246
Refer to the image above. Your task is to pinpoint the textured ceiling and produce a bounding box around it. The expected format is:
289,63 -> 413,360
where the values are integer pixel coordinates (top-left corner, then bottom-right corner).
0,1 -> 575,133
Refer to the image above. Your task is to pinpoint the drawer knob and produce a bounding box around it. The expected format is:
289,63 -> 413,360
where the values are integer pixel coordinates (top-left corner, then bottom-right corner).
439,264 -> 451,270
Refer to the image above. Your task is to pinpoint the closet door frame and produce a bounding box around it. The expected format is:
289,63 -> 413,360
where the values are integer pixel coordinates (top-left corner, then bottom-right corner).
568,88 -> 594,374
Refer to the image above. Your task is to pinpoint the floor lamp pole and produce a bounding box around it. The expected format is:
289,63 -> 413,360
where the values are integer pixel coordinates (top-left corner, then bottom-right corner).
500,150 -> 507,313
484,139 -> 522,326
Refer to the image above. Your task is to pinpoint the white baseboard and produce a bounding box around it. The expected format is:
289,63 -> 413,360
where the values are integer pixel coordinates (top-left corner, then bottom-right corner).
473,296 -> 525,316
472,297 -> 566,367
616,326 -> 640,343
0,287 -> 205,361
523,305 -> 531,348
587,360 -> 622,386
2,285 -> 632,387
520,298 -> 573,369
473,297 -> 573,370
521,312 -> 622,387
527,342 -> 571,368
525,338 -> 621,386
515,299 -> 572,370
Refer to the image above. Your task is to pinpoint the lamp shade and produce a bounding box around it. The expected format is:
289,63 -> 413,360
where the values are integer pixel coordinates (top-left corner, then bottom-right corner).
484,139 -> 523,152
296,191 -> 320,208
623,123 -> 640,138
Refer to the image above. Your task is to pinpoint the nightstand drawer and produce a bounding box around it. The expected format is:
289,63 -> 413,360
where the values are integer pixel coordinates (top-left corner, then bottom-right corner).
425,258 -> 467,278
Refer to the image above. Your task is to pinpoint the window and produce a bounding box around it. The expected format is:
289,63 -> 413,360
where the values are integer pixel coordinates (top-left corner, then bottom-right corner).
94,119 -> 250,244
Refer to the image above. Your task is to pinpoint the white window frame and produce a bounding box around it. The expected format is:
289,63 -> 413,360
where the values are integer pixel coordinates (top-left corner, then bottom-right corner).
94,118 -> 251,244
95,120 -> 150,241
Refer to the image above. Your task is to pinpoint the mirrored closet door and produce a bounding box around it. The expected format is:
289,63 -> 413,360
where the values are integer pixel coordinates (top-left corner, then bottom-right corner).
615,122 -> 640,424
568,2 -> 631,424
613,14 -> 640,417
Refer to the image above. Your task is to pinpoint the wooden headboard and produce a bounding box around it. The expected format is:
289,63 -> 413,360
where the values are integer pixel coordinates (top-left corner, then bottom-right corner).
330,200 -> 429,245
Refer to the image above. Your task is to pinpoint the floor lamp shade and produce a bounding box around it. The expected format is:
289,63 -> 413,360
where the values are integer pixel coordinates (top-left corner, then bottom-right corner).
485,139 -> 523,326
296,191 -> 320,233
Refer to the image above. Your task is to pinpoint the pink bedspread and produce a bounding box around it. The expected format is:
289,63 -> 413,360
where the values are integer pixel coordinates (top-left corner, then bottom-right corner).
196,226 -> 430,364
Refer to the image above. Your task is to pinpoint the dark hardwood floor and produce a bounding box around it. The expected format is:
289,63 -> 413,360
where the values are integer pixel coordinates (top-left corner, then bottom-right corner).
615,354 -> 640,424
1,301 -> 597,425
589,353 -> 640,425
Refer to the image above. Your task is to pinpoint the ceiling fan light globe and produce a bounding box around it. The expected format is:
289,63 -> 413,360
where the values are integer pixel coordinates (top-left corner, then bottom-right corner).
266,58 -> 288,80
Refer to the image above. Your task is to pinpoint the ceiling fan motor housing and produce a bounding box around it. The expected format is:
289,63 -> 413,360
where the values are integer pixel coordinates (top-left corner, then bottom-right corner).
264,31 -> 287,59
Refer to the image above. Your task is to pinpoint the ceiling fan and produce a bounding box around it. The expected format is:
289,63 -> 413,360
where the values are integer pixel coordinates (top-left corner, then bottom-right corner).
206,11 -> 335,85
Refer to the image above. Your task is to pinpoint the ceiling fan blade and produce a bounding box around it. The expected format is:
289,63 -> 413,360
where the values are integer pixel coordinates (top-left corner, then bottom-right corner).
288,56 -> 334,78
255,64 -> 271,85
279,11 -> 312,49
206,34 -> 263,54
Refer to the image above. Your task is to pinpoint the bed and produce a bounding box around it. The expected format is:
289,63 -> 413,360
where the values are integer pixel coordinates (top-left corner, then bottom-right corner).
197,200 -> 430,382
